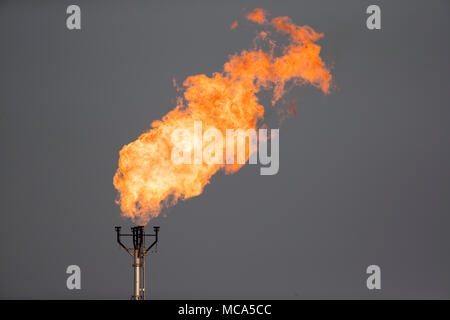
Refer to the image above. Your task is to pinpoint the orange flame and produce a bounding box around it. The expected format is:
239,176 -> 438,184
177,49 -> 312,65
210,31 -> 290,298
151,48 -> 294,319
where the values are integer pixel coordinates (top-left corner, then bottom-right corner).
246,8 -> 268,24
113,8 -> 332,224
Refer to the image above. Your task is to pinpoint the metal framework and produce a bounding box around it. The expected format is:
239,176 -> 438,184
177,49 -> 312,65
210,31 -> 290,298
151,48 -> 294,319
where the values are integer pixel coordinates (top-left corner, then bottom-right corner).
115,225 -> 160,300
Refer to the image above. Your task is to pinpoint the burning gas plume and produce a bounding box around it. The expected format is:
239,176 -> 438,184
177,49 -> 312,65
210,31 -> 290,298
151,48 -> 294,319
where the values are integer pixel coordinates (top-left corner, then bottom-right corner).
114,8 -> 332,224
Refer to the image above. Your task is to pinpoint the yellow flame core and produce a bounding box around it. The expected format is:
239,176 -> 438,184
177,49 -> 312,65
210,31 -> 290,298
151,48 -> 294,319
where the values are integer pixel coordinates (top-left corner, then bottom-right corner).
113,9 -> 332,224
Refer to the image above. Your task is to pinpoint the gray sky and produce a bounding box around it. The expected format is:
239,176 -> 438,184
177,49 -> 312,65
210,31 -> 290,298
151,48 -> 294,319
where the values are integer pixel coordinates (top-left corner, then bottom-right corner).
1,0 -> 450,299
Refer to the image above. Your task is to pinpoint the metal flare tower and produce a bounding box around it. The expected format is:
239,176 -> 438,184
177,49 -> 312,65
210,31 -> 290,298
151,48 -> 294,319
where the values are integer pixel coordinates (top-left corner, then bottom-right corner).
115,225 -> 160,300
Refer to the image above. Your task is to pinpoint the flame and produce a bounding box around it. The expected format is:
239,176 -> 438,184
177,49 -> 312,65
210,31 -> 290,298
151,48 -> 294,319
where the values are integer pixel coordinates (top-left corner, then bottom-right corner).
113,8 -> 332,224
246,8 -> 268,24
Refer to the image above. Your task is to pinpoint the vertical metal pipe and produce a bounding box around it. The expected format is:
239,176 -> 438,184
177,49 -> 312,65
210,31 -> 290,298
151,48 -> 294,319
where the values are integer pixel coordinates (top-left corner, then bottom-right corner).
133,250 -> 141,299
142,254 -> 146,300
